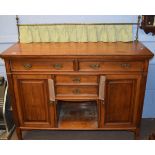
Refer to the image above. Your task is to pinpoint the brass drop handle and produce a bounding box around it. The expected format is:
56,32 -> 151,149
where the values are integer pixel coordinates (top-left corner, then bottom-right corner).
72,89 -> 80,94
90,64 -> 100,69
23,63 -> 32,69
72,77 -> 81,83
121,63 -> 131,68
53,64 -> 63,69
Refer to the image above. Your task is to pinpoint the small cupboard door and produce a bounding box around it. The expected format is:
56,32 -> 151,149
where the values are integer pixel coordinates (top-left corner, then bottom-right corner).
100,74 -> 141,128
13,75 -> 55,128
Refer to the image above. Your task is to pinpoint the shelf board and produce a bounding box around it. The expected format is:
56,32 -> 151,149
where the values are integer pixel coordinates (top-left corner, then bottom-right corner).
56,96 -> 99,101
56,83 -> 98,86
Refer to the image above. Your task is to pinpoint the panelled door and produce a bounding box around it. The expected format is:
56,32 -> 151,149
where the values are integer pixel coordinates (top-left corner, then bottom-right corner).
100,74 -> 142,128
13,74 -> 55,128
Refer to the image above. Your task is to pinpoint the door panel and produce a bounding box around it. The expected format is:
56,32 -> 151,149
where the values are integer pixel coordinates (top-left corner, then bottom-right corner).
20,80 -> 48,122
13,75 -> 55,128
100,74 -> 141,128
106,79 -> 135,123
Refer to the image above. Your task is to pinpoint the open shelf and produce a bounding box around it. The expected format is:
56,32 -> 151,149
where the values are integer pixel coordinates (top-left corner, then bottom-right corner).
57,101 -> 98,129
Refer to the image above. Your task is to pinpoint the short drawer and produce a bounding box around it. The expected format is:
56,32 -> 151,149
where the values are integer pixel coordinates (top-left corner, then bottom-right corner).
11,60 -> 74,71
79,61 -> 143,72
56,86 -> 98,96
56,75 -> 98,85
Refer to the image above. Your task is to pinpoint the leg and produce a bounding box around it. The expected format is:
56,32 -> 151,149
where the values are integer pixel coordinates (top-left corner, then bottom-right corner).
134,128 -> 140,140
16,127 -> 22,140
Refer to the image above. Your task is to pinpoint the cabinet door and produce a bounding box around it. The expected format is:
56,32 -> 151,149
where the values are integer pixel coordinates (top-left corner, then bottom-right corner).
13,75 -> 55,128
100,74 -> 141,128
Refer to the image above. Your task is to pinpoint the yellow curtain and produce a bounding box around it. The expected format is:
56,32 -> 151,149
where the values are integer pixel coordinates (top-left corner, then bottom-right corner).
19,25 -> 133,43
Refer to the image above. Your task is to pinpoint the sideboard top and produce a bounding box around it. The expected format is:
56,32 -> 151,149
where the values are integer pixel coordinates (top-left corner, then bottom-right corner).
0,41 -> 154,59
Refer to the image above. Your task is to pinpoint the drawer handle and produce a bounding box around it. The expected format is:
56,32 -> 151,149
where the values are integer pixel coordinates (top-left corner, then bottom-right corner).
90,64 -> 100,69
53,64 -> 63,69
72,78 -> 81,83
23,64 -> 32,69
72,89 -> 80,94
121,63 -> 131,68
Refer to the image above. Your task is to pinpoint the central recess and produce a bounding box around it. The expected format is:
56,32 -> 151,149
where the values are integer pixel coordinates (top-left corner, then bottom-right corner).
57,101 -> 98,129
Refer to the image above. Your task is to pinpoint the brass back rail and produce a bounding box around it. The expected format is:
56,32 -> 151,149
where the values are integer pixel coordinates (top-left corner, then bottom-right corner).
16,15 -> 141,42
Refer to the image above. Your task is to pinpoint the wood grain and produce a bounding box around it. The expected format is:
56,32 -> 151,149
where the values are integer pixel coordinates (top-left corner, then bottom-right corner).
0,42 -> 153,58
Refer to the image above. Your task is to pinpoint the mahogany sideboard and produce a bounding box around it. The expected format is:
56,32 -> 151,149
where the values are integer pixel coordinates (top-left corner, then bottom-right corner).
0,42 -> 154,139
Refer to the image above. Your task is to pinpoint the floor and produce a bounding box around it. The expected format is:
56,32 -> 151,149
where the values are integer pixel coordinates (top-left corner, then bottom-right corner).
10,118 -> 155,140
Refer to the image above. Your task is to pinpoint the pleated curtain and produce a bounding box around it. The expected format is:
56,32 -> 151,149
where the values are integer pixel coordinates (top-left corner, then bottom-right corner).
19,25 -> 133,43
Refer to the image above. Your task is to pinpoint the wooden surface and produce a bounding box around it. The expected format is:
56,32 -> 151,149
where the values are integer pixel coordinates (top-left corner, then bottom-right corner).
0,42 -> 153,58
103,75 -> 140,128
0,41 -> 154,140
12,74 -> 55,128
79,61 -> 143,71
11,59 -> 74,71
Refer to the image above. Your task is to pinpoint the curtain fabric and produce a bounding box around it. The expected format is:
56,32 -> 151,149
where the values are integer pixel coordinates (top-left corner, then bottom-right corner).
19,25 -> 133,43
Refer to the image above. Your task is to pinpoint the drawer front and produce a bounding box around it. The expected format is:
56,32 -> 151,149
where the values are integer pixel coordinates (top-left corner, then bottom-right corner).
79,61 -> 143,72
103,61 -> 143,71
56,75 -> 98,85
56,86 -> 98,96
11,60 -> 74,71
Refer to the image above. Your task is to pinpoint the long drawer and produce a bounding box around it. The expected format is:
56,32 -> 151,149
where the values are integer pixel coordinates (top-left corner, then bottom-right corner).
79,61 -> 143,72
11,59 -> 74,71
56,75 -> 98,85
56,86 -> 98,97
